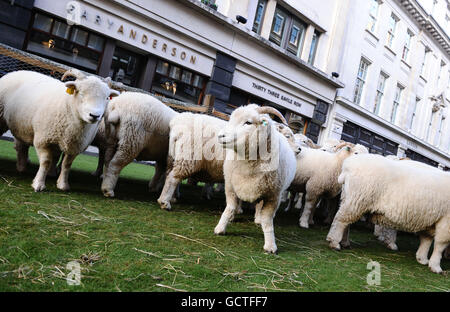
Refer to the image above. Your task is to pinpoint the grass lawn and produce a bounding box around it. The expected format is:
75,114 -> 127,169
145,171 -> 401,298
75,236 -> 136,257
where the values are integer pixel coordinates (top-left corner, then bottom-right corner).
0,139 -> 448,292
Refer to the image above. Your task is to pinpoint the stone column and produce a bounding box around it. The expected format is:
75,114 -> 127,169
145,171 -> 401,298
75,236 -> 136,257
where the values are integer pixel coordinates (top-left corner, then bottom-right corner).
397,145 -> 407,158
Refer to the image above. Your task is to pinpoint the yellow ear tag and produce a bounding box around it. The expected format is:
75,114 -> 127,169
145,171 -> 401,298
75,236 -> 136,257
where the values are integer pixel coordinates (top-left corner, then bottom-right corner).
66,86 -> 75,95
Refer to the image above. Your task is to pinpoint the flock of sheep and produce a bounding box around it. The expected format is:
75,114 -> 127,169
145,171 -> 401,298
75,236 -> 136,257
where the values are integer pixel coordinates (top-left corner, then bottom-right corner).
0,70 -> 448,275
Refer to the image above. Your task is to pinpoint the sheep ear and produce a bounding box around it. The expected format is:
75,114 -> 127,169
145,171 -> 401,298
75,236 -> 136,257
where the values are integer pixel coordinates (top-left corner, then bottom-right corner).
346,146 -> 351,152
260,116 -> 270,126
65,81 -> 77,95
109,90 -> 120,98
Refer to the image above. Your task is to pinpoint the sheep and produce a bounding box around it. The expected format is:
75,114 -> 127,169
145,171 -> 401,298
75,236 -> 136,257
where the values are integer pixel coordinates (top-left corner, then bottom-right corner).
294,133 -> 320,149
157,112 -> 227,210
100,92 -> 178,198
327,154 -> 450,274
290,143 -> 369,229
0,69 -> 118,192
214,104 -> 297,254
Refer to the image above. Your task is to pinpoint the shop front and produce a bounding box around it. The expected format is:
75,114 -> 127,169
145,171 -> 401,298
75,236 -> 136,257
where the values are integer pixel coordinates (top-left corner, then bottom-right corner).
29,0 -> 215,105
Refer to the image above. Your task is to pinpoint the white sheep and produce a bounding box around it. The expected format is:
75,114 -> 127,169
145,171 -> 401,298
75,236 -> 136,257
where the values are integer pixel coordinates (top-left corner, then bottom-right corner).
0,70 -> 118,192
214,104 -> 297,254
327,154 -> 450,274
100,92 -> 178,197
291,143 -> 369,229
157,112 -> 227,210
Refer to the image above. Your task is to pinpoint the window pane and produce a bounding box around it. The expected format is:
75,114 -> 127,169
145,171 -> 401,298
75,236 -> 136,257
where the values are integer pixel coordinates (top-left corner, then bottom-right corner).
156,60 -> 170,75
192,75 -> 203,88
169,66 -> 181,80
181,70 -> 192,84
252,0 -> 266,33
272,13 -> 285,36
87,34 -> 105,51
33,13 -> 53,32
52,20 -> 70,39
70,28 -> 88,45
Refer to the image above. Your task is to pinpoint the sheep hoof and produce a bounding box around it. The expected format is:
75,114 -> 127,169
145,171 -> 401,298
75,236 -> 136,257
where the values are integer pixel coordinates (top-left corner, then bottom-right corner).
158,199 -> 172,211
429,264 -> 443,274
32,181 -> 46,192
57,183 -> 70,192
329,241 -> 341,251
264,245 -> 278,254
416,257 -> 429,265
102,189 -> 115,198
214,226 -> 226,235
387,243 -> 398,251
299,221 -> 309,229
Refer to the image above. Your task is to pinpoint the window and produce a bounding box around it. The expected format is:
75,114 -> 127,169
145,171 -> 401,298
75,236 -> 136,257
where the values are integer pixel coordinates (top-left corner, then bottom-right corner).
386,13 -> 398,48
27,12 -> 105,73
420,47 -> 430,77
391,84 -> 403,123
308,31 -> 319,65
152,59 -> 206,104
435,114 -> 444,146
109,46 -> 144,87
367,0 -> 380,33
402,30 -> 413,62
373,72 -> 388,115
409,97 -> 420,131
353,58 -> 370,105
252,0 -> 267,34
437,60 -> 446,87
269,6 -> 307,57
270,8 -> 288,45
287,20 -> 306,56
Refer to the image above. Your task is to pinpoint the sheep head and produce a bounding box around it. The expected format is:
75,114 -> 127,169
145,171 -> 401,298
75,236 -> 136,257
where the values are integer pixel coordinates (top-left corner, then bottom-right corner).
61,69 -> 120,124
218,104 -> 284,160
276,123 -> 301,155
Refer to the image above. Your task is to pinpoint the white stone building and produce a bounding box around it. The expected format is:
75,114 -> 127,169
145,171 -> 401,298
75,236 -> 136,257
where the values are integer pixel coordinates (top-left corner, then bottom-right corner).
323,0 -> 450,168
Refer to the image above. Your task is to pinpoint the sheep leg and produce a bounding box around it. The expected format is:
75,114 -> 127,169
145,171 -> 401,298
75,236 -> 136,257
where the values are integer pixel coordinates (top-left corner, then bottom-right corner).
428,218 -> 450,274
254,200 -> 264,225
101,149 -> 134,198
326,204 -> 364,250
157,170 -> 182,210
340,226 -> 351,249
299,193 -> 317,229
416,234 -> 433,265
92,147 -> 105,177
259,200 -> 278,254
148,160 -> 165,193
214,186 -> 239,235
31,146 -> 53,192
48,151 -> 62,178
201,183 -> 214,200
295,193 -> 304,210
56,153 -> 76,191
14,139 -> 29,173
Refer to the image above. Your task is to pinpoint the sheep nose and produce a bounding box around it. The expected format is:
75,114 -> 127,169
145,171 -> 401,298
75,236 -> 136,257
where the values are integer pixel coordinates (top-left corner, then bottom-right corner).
218,134 -> 225,139
89,113 -> 100,121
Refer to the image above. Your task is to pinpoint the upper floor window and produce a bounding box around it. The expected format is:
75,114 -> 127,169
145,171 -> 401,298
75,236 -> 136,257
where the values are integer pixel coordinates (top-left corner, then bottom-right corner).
308,31 -> 320,65
409,97 -> 420,131
437,60 -> 446,86
402,30 -> 414,62
374,72 -> 388,115
420,47 -> 431,77
252,0 -> 267,34
391,84 -> 404,123
354,58 -> 370,105
367,0 -> 381,33
270,6 -> 307,57
386,13 -> 399,48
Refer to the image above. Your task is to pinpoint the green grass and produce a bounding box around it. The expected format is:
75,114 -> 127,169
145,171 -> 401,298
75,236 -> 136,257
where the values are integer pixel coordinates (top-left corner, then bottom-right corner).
0,139 -> 448,292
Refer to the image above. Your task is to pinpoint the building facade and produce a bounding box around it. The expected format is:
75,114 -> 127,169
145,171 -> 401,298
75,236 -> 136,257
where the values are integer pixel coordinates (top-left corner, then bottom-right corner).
323,0 -> 450,168
0,0 -> 344,143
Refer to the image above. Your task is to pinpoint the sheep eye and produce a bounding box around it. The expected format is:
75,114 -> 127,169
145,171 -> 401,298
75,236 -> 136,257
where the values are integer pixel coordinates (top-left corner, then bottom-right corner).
244,121 -> 252,125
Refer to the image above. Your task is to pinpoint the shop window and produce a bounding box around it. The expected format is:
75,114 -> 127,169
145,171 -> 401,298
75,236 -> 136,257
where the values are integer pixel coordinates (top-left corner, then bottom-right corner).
27,12 -> 105,73
33,13 -> 52,32
109,46 -> 143,87
152,59 -> 206,105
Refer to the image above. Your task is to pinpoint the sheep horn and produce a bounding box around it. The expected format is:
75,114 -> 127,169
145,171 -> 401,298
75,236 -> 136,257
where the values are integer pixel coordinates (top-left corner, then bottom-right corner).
61,69 -> 87,81
334,142 -> 350,151
257,106 -> 288,125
